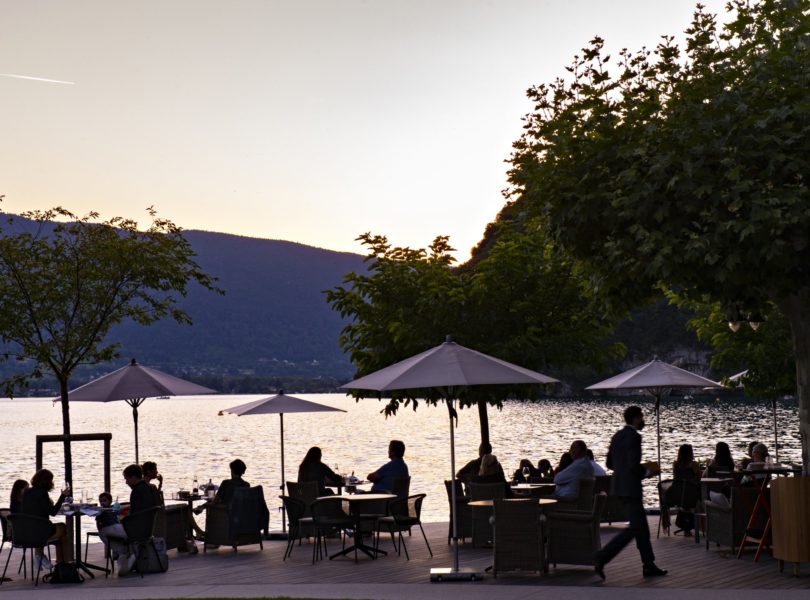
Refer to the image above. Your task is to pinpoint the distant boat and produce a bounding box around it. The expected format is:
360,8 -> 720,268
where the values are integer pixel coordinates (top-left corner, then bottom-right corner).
156,395 -> 171,399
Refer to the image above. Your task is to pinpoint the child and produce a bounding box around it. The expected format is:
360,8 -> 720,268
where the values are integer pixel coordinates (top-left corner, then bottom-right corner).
96,492 -> 132,575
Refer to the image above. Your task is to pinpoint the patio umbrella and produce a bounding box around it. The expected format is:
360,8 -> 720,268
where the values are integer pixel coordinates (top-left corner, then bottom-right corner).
67,358 -> 217,463
340,335 -> 557,581
222,391 -> 346,534
586,358 -> 722,480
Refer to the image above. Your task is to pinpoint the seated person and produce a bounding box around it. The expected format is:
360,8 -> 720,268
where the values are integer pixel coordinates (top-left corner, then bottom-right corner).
586,449 -> 607,476
537,459 -> 553,479
552,452 -> 573,477
702,441 -> 736,476
96,492 -> 129,573
193,459 -> 270,537
21,469 -> 70,571
742,443 -> 770,484
739,440 -> 760,470
672,444 -> 701,480
9,478 -> 29,513
124,463 -> 162,514
367,440 -> 408,493
141,461 -> 164,503
456,442 -> 506,484
513,458 -> 540,482
552,440 -> 594,499
297,446 -> 342,495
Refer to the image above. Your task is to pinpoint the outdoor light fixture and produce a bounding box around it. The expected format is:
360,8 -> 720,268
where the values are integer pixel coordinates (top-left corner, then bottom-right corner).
727,312 -> 764,332
728,320 -> 741,332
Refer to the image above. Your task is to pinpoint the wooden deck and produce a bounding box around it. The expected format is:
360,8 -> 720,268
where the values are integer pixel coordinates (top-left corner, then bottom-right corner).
1,518 -> 808,593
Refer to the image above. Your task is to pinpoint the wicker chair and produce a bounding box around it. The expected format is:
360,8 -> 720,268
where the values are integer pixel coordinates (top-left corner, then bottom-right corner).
593,475 -> 625,524
469,482 -> 505,548
658,477 -> 700,537
309,497 -> 352,563
444,480 -> 472,544
705,485 -> 764,553
1,514 -> 60,586
491,498 -> 545,577
286,481 -> 319,515
203,486 -> 265,553
546,492 -> 607,569
374,494 -> 432,560
279,495 -> 315,560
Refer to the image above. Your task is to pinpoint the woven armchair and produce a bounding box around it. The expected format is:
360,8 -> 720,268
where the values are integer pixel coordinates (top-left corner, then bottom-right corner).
204,486 -> 265,553
469,482 -> 506,548
552,477 -> 595,512
444,480 -> 472,544
546,492 -> 606,569
705,485 -> 764,553
491,499 -> 545,577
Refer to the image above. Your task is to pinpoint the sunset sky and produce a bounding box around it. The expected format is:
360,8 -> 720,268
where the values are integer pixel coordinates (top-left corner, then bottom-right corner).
1,0 -> 728,260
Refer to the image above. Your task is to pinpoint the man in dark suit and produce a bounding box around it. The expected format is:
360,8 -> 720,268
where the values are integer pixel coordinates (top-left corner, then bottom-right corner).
595,405 -> 667,579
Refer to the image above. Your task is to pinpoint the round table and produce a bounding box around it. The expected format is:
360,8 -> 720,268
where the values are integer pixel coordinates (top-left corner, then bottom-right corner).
468,497 -> 558,507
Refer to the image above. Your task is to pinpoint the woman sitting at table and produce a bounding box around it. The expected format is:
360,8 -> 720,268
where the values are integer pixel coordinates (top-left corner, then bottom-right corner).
537,458 -> 553,480
741,443 -> 771,485
672,444 -> 701,481
297,446 -> 342,495
513,458 -> 540,483
702,441 -> 736,477
9,478 -> 29,513
21,469 -> 70,570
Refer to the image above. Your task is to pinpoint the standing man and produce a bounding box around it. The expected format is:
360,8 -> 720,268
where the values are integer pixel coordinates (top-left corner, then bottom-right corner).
367,440 -> 408,492
595,406 -> 667,579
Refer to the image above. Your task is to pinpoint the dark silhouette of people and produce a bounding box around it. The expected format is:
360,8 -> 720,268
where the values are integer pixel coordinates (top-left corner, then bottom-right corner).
297,446 -> 342,495
367,440 -> 409,492
21,469 -> 70,568
456,442 -> 505,484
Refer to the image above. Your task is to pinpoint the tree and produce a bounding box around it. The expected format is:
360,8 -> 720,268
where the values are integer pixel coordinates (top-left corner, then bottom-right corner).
0,204 -> 220,483
670,295 -> 795,401
326,227 -> 621,444
508,0 -> 810,472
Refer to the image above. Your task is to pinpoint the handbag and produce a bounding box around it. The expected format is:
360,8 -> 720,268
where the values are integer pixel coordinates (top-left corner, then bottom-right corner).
134,537 -> 169,574
42,561 -> 84,584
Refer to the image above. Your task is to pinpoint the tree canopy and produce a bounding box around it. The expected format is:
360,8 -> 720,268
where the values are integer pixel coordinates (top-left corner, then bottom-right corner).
327,226 -> 622,442
508,0 -> 810,471
0,203 -> 220,482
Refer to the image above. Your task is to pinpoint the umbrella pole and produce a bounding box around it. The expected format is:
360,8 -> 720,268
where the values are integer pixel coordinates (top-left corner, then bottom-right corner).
449,398 -> 459,572
772,399 -> 779,463
655,395 -> 661,484
128,399 -> 142,465
280,413 -> 286,533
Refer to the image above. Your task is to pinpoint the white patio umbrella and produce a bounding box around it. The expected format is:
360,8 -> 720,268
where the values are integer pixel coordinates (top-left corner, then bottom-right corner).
586,358 -> 722,480
67,358 -> 217,463
340,335 -> 557,581
222,391 -> 346,534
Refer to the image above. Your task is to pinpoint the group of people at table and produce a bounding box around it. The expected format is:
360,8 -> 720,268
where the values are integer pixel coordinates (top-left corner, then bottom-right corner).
5,439 -> 408,579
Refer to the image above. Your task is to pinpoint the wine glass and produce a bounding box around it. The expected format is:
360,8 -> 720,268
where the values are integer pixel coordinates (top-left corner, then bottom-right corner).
522,466 -> 530,483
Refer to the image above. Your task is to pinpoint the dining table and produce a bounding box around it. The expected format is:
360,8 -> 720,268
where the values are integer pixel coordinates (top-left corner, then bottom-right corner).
59,504 -> 110,578
326,493 -> 395,561
469,497 -> 558,508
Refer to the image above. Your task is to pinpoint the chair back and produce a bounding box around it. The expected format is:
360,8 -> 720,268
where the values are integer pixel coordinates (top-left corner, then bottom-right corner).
663,478 -> 700,510
279,495 -> 307,527
310,496 -> 350,525
444,479 -> 465,504
230,486 -> 266,536
122,506 -> 160,543
392,476 -> 411,499
287,481 -> 319,514
591,491 -> 607,521
7,513 -> 53,548
492,499 -> 543,575
0,508 -> 10,545
574,478 -> 595,511
469,482 -> 506,502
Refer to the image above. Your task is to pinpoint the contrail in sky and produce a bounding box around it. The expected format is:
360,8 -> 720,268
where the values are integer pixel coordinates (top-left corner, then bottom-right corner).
0,73 -> 75,85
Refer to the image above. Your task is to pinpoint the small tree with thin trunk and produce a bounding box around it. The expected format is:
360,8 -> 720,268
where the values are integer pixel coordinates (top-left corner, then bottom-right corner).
0,203 -> 220,483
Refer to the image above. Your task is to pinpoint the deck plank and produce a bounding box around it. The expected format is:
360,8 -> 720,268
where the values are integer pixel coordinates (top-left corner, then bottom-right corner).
1,517 -> 808,592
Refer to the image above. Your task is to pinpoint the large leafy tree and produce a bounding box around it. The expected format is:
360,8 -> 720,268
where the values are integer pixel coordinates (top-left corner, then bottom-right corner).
0,204 -> 219,483
327,227 -> 621,444
508,0 -> 810,471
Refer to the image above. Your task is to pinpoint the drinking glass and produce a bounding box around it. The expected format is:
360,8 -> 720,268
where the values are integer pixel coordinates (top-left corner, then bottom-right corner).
522,466 -> 530,483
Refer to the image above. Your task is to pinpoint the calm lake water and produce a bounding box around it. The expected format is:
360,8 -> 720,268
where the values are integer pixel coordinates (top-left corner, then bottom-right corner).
0,393 -> 801,537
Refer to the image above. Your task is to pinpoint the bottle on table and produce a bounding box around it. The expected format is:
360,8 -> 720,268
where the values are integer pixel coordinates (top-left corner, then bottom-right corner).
112,496 -> 120,515
193,475 -> 199,496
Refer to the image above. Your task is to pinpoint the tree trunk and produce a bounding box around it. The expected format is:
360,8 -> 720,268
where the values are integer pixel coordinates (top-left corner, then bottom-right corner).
477,398 -> 490,447
776,291 -> 810,476
59,377 -> 73,485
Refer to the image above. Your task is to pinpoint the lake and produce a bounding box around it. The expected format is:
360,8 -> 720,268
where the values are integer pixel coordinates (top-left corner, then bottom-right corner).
0,393 -> 800,534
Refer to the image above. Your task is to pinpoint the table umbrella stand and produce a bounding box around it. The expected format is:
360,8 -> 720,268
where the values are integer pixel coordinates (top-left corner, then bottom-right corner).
265,412 -> 289,540
430,396 -> 484,582
128,397 -> 146,465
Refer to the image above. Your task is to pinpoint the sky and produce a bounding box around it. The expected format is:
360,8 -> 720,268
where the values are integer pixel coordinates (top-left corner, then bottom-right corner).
1,0 -> 729,260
